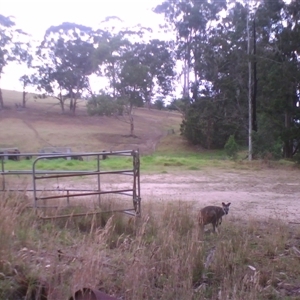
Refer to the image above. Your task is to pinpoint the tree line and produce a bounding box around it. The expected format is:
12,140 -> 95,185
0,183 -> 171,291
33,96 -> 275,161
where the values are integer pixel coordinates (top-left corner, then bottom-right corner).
156,0 -> 300,159
1,0 -> 300,159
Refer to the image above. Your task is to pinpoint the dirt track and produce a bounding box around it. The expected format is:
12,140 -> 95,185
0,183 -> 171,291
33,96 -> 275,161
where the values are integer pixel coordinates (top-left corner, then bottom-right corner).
47,168 -> 300,223
138,169 -> 300,223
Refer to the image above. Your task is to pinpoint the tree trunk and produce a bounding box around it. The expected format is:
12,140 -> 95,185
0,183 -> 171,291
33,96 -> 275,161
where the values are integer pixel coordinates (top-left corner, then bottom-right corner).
129,103 -> 134,136
69,98 -> 73,112
0,73 -> 3,109
283,110 -> 293,158
183,36 -> 190,98
60,99 -> 65,113
0,88 -> 3,110
206,118 -> 212,149
247,6 -> 252,161
112,61 -> 116,98
130,115 -> 134,136
72,99 -> 77,115
146,87 -> 153,110
283,140 -> 293,158
252,18 -> 257,132
58,89 -> 65,113
22,90 -> 26,108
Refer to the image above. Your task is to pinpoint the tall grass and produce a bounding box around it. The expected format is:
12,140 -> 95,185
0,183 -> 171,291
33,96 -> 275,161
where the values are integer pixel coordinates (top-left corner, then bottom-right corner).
0,191 -> 300,299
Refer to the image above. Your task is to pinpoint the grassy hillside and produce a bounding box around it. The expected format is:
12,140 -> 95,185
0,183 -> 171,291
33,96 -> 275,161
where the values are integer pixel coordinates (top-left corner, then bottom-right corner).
0,89 -> 186,154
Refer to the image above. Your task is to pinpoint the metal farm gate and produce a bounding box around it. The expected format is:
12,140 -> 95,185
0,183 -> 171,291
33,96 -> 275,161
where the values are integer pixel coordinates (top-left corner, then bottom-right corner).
0,150 -> 141,218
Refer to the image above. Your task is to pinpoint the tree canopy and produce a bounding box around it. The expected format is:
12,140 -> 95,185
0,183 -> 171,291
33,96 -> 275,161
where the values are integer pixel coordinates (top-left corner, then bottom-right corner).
0,14 -> 30,109
156,0 -> 300,159
1,0 -> 300,159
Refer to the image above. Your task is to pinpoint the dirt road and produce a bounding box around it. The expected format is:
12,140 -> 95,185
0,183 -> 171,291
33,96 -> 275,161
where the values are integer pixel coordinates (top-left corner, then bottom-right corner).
50,168 -> 300,223
138,169 -> 300,223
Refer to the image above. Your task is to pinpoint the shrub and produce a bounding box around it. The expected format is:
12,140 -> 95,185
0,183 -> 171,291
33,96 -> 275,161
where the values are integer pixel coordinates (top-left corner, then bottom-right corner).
153,99 -> 165,110
252,114 -> 283,160
224,135 -> 239,160
87,93 -> 123,117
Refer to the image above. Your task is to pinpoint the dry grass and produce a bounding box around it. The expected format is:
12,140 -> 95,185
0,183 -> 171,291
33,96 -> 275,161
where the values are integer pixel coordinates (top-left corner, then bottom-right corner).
0,89 -> 182,154
1,191 -> 300,299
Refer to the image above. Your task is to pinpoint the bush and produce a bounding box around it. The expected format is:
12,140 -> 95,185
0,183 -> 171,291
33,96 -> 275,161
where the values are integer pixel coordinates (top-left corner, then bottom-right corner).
153,99 -> 165,110
293,151 -> 300,164
252,114 -> 283,160
180,99 -> 242,149
224,135 -> 239,160
87,93 -> 123,116
252,131 -> 282,160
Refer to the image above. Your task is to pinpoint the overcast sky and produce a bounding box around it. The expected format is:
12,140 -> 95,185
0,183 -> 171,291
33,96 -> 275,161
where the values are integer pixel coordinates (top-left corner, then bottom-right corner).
1,0 -> 167,92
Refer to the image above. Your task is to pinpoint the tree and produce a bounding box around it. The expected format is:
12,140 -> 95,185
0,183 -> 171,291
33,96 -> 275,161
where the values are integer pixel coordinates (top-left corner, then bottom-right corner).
155,0 -> 249,149
155,0 -> 227,98
93,20 -> 156,98
93,22 -> 130,97
115,48 -> 148,136
133,39 -> 176,108
19,75 -> 31,108
156,0 -> 300,159
162,1 -> 249,149
254,0 -> 300,158
92,20 -> 176,135
33,23 -> 95,114
0,14 -> 30,109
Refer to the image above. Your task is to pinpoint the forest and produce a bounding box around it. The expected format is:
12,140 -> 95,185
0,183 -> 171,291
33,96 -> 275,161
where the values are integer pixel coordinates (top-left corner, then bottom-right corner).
1,0 -> 300,159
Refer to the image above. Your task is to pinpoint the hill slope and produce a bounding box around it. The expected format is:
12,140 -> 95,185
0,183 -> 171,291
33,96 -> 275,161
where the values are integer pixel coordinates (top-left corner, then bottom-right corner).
0,89 -> 186,154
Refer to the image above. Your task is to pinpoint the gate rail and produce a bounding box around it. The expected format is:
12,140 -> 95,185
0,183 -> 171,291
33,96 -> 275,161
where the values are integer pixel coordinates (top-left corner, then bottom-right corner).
0,150 -> 141,218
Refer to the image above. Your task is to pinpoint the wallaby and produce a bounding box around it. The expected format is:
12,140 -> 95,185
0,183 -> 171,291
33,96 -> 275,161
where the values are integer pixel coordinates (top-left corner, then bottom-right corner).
198,202 -> 231,234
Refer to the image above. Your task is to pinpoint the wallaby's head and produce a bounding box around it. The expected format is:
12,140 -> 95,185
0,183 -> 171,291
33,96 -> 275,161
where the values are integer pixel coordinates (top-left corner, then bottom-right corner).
222,202 -> 231,215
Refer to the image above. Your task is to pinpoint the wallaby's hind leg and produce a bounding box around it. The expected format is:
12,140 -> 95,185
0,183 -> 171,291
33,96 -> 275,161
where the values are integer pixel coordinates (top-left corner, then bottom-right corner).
218,217 -> 222,226
212,222 -> 215,233
212,221 -> 220,234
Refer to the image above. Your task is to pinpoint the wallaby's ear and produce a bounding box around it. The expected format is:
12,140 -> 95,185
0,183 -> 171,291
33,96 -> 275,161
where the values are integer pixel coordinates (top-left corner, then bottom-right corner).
222,202 -> 225,206
228,202 -> 231,206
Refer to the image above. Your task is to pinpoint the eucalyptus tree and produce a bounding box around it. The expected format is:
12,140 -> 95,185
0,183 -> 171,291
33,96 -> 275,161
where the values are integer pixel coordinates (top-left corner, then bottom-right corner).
155,0 -> 252,149
0,14 -> 31,109
252,0 -> 300,158
157,1 -> 250,148
115,49 -> 148,136
93,30 -> 131,98
155,0 -> 227,98
134,39 -> 176,108
33,23 -> 95,114
91,19 -> 176,135
93,18 -> 155,98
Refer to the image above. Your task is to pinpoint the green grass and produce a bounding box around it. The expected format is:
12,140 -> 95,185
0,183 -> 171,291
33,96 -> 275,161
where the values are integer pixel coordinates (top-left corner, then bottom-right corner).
3,150 -> 295,175
2,150 -> 232,173
2,157 -> 133,171
141,151 -> 228,171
